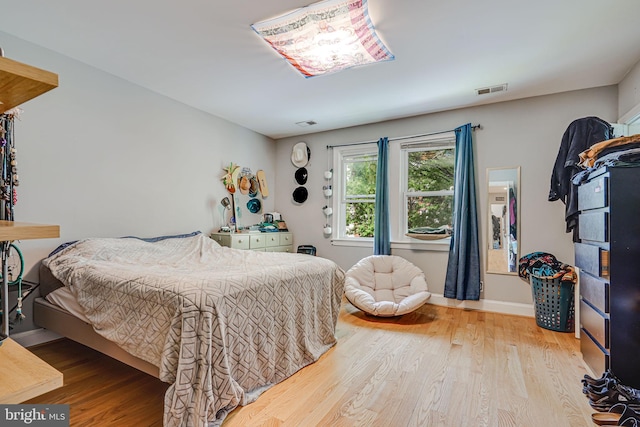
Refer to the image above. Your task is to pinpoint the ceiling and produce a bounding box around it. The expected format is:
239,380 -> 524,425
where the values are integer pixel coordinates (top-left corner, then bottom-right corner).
1,0 -> 640,139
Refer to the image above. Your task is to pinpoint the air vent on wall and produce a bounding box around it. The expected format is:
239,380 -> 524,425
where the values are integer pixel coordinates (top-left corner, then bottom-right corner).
476,83 -> 508,96
295,120 -> 317,127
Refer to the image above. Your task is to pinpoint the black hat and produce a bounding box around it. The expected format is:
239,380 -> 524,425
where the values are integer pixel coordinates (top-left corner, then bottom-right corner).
295,167 -> 308,185
292,186 -> 308,203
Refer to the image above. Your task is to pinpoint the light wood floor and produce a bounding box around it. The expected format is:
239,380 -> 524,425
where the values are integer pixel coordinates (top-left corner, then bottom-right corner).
27,302 -> 596,426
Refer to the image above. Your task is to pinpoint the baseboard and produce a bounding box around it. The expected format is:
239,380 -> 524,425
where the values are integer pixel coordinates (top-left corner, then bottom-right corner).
425,293 -> 535,317
11,328 -> 62,348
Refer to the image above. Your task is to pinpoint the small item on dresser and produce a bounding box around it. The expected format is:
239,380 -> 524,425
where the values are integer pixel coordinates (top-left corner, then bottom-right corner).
297,245 -> 316,256
276,221 -> 288,231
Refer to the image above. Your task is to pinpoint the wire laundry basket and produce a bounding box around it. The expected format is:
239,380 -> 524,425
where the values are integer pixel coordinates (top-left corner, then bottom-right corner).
530,275 -> 575,332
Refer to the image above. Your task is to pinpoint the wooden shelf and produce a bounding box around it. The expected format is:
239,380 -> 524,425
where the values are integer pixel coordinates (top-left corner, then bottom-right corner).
0,56 -> 58,114
0,220 -> 60,241
0,337 -> 63,403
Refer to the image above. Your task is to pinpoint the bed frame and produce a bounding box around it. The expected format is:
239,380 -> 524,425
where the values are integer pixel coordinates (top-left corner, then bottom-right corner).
33,297 -> 160,378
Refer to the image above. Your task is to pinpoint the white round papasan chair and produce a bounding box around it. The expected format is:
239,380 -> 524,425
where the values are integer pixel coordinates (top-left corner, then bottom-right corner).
344,255 -> 431,317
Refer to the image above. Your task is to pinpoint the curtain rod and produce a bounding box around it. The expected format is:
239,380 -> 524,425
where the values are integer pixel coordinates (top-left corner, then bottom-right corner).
326,124 -> 482,149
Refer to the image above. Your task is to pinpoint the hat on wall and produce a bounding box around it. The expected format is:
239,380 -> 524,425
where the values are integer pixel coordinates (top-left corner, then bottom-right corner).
292,186 -> 308,203
295,167 -> 308,185
291,142 -> 310,168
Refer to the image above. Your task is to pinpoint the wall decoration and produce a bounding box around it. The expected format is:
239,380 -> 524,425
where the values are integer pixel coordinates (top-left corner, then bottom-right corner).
323,158 -> 333,237
247,198 -> 262,213
0,109 -> 20,221
256,170 -> 269,198
295,167 -> 308,185
291,142 -> 310,167
238,167 -> 253,195
221,162 -> 239,194
292,186 -> 308,203
249,177 -> 259,198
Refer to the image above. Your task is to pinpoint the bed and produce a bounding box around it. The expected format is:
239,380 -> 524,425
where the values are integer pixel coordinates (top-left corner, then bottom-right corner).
33,232 -> 345,427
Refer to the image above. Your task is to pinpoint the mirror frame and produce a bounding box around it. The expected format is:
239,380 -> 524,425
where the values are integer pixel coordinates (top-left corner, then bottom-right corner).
485,166 -> 521,275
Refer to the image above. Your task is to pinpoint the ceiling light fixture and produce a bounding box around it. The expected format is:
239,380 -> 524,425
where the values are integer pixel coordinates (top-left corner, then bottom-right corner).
251,0 -> 394,78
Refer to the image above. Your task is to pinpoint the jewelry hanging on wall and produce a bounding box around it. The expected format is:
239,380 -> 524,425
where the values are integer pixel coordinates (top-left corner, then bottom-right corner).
0,109 -> 20,221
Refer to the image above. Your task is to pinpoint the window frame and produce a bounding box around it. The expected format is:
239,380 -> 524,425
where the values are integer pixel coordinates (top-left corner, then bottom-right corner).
332,144 -> 378,241
399,136 -> 456,240
330,132 -> 456,251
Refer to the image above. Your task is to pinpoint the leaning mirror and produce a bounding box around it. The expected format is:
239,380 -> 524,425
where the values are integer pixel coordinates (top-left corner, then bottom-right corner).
486,167 -> 520,275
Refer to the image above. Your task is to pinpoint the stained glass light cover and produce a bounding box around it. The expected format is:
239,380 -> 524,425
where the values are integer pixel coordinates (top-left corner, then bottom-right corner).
251,0 -> 394,78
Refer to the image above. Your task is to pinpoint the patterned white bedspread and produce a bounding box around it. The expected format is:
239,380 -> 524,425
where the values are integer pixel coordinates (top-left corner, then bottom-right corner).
43,234 -> 345,426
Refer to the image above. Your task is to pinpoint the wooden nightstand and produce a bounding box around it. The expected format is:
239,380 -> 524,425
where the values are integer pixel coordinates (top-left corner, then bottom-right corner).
0,338 -> 63,403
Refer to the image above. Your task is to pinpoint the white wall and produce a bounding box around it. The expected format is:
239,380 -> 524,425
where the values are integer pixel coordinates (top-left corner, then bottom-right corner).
619,58 -> 640,121
0,32 -> 277,282
275,86 -> 618,307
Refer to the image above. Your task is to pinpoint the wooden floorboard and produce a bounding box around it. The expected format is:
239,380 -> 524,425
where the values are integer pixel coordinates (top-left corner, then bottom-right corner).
27,302 -> 595,426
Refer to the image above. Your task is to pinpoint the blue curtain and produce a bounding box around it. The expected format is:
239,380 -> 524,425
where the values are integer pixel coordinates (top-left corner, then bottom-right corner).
374,137 -> 390,255
444,124 -> 481,300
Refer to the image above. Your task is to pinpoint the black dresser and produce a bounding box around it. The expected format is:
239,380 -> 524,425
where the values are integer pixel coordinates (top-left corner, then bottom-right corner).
576,166 -> 640,388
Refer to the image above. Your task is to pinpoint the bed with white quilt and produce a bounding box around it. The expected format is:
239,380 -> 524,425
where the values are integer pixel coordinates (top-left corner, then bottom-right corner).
35,232 -> 345,427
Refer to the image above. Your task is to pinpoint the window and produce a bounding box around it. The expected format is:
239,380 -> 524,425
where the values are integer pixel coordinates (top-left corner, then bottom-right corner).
332,133 -> 455,246
335,148 -> 378,239
402,142 -> 455,233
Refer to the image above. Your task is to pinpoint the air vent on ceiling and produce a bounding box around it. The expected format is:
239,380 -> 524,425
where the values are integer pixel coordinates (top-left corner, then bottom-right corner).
476,83 -> 508,96
295,120 -> 317,127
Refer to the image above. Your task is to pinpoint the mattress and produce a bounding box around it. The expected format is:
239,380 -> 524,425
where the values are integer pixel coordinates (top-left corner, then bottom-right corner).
45,286 -> 90,324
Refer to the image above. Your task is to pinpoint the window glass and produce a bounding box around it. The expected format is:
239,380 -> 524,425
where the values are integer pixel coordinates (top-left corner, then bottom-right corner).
405,147 -> 455,231
343,153 -> 377,237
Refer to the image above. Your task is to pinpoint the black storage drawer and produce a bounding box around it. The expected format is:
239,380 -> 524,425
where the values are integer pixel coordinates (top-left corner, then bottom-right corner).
578,212 -> 608,242
578,175 -> 608,211
577,167 -> 640,389
581,327 -> 609,378
580,299 -> 609,349
579,271 -> 609,314
575,242 -> 609,278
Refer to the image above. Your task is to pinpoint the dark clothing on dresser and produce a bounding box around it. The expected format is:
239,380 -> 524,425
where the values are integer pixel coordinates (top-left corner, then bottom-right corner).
549,116 -> 612,240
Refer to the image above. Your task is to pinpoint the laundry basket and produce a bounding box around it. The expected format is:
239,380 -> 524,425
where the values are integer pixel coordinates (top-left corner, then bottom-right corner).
530,275 -> 575,332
